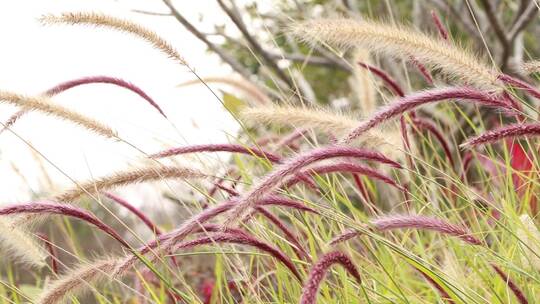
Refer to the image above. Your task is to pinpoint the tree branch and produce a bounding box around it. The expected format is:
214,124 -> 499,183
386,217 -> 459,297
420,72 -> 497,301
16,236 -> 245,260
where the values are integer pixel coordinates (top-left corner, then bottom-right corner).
162,0 -> 253,81
216,0 -> 295,89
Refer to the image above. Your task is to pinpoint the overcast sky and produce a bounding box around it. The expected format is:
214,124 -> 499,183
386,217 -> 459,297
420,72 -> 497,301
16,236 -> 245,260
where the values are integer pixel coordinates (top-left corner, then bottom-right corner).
0,0 -> 261,203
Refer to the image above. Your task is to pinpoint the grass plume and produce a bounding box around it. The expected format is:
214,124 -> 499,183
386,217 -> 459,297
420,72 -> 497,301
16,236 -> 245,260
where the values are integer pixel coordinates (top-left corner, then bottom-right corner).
40,12 -> 186,65
55,165 -> 205,202
371,214 -> 482,245
0,91 -> 116,138
291,18 -> 497,89
37,257 -> 120,304
344,86 -> 513,143
150,143 -> 283,163
300,251 -> 361,304
461,123 -> 540,147
0,218 -> 47,267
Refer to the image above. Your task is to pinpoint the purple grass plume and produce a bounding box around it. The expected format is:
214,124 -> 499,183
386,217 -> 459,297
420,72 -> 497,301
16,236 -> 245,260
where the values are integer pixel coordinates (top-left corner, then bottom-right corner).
498,73 -> 540,100
0,201 -> 130,248
357,62 -> 405,96
150,143 -> 283,163
430,10 -> 449,40
344,87 -> 514,144
328,229 -> 364,246
114,196 -> 317,276
300,251 -> 361,304
370,214 -> 482,245
415,267 -> 455,303
462,123 -> 540,147
491,264 -> 529,304
36,233 -> 59,274
1,75 -> 165,134
225,145 -> 401,225
104,192 -> 162,235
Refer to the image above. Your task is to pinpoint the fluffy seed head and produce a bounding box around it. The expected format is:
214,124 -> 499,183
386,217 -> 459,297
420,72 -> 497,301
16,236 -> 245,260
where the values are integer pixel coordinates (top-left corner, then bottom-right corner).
521,60 -> 540,74
371,214 -> 482,245
462,123 -> 540,147
517,214 -> 540,270
226,145 -> 401,224
0,91 -> 116,139
150,143 -> 283,163
344,86 -> 512,143
240,104 -> 400,153
0,218 -> 47,267
37,257 -> 120,304
291,18 -> 497,89
300,251 -> 361,304
40,12 -> 186,65
54,165 -> 205,202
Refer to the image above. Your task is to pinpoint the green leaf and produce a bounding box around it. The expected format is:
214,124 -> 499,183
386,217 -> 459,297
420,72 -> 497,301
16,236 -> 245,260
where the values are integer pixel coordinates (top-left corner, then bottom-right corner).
222,92 -> 246,116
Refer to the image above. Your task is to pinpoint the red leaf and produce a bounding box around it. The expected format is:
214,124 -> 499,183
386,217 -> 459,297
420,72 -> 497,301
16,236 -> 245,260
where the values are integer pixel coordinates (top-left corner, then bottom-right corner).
507,139 -> 537,213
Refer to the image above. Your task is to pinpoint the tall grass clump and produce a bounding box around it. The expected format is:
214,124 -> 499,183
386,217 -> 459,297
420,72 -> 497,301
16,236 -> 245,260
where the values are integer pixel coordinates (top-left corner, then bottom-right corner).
2,2 -> 540,303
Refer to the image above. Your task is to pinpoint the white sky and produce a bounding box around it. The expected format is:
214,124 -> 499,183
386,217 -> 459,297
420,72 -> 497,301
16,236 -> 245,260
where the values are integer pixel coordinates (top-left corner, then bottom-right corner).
0,0 -> 262,203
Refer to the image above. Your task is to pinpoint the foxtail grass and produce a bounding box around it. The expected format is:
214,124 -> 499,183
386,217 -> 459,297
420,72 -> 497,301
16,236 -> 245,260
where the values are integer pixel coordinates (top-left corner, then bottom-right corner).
291,18 -> 497,89
54,165 -> 205,203
40,12 -> 186,66
300,251 -> 361,304
0,91 -> 116,138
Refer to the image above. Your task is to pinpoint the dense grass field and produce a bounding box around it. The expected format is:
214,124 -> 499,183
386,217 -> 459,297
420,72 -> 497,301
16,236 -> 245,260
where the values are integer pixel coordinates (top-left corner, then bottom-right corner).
1,1 -> 540,303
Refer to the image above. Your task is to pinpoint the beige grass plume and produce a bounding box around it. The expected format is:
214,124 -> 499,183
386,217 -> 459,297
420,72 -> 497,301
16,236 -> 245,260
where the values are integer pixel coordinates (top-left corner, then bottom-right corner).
351,49 -> 377,114
517,214 -> 540,270
40,12 -> 187,66
521,60 -> 540,74
0,91 -> 116,139
54,165 -> 206,203
0,218 -> 47,267
177,77 -> 271,104
37,257 -> 119,304
240,104 -> 400,154
291,18 -> 498,89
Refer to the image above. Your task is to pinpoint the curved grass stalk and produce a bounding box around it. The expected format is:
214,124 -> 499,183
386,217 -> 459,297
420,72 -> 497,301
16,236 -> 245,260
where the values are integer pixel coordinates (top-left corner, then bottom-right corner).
173,232 -> 302,281
150,143 -> 283,163
370,214 -> 482,245
291,18 -> 497,89
411,117 -> 455,167
225,146 -> 401,225
0,218 -> 47,267
0,202 -> 130,248
491,264 -> 529,304
255,206 -> 310,261
461,123 -> 540,147
55,165 -> 205,203
40,12 -> 186,65
300,251 -> 361,304
344,86 -> 513,143
1,76 -> 165,135
37,257 -> 120,304
285,162 -> 405,192
177,77 -> 271,104
104,192 -> 162,235
0,91 -> 116,139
